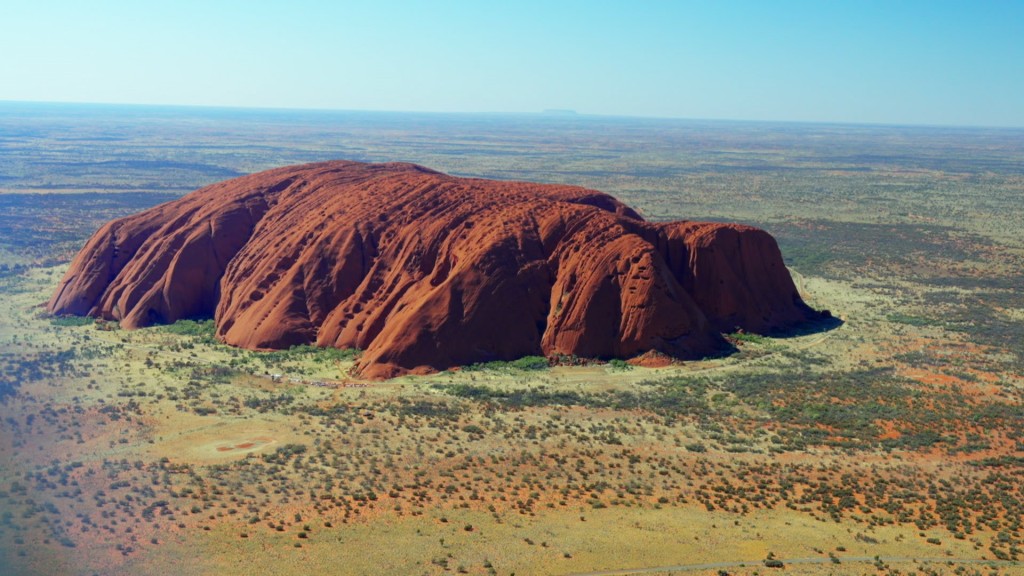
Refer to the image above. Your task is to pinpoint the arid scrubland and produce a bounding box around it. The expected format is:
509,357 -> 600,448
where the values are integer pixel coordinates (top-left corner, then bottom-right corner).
1,105 -> 1022,575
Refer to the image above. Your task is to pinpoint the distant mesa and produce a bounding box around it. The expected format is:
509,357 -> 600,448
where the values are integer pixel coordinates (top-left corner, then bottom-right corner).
48,160 -> 824,378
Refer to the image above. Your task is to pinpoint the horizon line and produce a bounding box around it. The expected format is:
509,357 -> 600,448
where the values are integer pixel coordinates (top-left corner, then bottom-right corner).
2,98 -> 1023,132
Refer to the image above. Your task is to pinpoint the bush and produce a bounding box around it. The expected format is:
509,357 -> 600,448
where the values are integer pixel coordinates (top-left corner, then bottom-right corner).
727,331 -> 768,344
162,319 -> 216,337
257,344 -> 360,364
50,315 -> 94,327
608,358 -> 633,371
509,356 -> 550,371
465,355 -> 549,372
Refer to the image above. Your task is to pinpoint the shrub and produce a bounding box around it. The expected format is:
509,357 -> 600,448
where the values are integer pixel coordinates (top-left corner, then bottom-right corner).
728,331 -> 768,344
608,358 -> 633,371
465,355 -> 549,372
162,319 -> 216,339
50,315 -> 94,327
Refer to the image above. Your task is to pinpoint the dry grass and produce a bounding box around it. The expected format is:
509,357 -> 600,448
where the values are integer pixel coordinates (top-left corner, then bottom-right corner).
1,266 -> 1022,575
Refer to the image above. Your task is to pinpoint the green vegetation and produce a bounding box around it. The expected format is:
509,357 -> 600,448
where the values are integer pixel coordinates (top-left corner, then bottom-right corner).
160,318 -> 216,338
2,105 -> 1023,575
607,358 -> 633,371
727,331 -> 770,344
48,315 -> 94,327
463,355 -> 549,372
438,383 -> 582,407
886,313 -> 939,327
255,344 -> 360,364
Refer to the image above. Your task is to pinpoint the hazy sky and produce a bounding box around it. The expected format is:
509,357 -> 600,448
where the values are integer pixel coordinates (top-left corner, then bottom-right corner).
2,0 -> 1022,126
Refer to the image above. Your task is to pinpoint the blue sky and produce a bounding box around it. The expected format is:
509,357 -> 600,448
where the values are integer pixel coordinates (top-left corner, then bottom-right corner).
2,0 -> 1022,126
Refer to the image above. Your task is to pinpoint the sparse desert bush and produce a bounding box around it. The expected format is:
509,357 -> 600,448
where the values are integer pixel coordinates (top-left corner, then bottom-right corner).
49,315 -> 94,327
464,355 -> 549,372
607,358 -> 632,371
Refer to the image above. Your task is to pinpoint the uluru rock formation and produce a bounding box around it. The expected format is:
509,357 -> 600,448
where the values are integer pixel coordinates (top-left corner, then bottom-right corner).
49,160 -> 822,378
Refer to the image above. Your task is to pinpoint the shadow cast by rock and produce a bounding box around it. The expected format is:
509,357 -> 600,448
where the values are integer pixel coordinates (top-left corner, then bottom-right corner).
766,311 -> 844,339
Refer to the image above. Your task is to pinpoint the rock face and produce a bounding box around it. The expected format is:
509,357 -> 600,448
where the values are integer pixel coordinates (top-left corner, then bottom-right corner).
49,161 -> 821,378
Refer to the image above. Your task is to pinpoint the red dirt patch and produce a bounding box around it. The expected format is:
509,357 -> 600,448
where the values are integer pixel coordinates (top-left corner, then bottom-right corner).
214,437 -> 274,453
